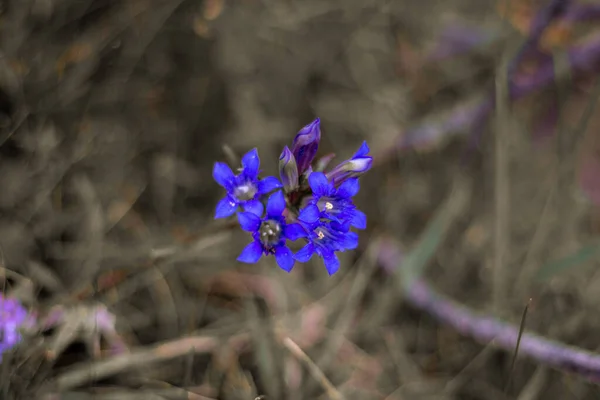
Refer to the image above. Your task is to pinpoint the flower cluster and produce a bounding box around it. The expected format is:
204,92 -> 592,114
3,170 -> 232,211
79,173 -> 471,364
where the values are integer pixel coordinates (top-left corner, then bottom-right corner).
213,118 -> 372,275
0,294 -> 34,361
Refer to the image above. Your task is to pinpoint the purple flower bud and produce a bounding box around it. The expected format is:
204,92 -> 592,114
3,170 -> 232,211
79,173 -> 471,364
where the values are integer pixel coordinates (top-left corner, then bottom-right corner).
279,146 -> 299,192
326,141 -> 373,186
291,118 -> 321,175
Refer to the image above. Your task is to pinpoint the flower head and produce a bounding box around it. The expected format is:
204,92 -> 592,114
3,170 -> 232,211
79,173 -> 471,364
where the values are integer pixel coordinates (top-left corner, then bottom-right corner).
293,208 -> 359,275
279,146 -> 299,193
213,148 -> 282,219
0,295 -> 32,360
307,172 -> 366,230
326,141 -> 373,187
237,191 -> 306,272
291,118 -> 321,176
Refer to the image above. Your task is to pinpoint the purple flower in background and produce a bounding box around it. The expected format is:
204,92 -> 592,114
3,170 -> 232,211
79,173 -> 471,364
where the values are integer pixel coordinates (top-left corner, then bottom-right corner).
326,141 -> 373,187
307,172 -> 366,230
279,146 -> 299,193
291,118 -> 321,175
213,148 -> 282,218
0,295 -> 32,360
237,191 -> 306,272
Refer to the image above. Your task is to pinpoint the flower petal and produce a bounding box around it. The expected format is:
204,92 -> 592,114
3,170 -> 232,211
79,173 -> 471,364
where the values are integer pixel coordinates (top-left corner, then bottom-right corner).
298,204 -> 320,223
241,148 -> 260,179
352,141 -> 370,158
257,176 -> 283,194
341,232 -> 359,250
308,172 -> 331,196
237,212 -> 261,232
237,241 -> 263,263
213,162 -> 235,190
243,199 -> 264,217
323,253 -> 340,275
350,209 -> 367,229
337,178 -> 360,198
274,246 -> 295,272
294,243 -> 315,262
266,191 -> 286,217
214,196 -> 238,219
285,223 -> 307,241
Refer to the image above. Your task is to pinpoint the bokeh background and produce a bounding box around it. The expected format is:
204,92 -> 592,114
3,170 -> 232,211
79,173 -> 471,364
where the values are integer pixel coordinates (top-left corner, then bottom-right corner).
2,0 -> 600,398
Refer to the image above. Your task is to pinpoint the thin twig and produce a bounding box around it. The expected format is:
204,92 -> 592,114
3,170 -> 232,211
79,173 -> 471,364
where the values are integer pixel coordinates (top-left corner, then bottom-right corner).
281,336 -> 345,400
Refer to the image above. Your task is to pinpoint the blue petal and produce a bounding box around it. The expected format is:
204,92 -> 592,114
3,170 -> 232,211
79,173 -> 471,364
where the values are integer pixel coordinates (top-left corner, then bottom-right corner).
274,245 -> 295,272
323,253 -> 340,275
330,219 -> 351,232
213,162 -> 235,191
352,141 -> 370,158
215,196 -> 238,219
350,209 -> 367,229
243,199 -> 264,216
237,212 -> 261,232
237,241 -> 263,263
341,232 -> 359,250
266,191 -> 286,217
308,172 -> 331,197
257,176 -> 283,194
294,243 -> 315,262
285,223 -> 307,241
241,148 -> 260,179
337,178 -> 360,199
318,245 -> 334,259
298,204 -> 320,223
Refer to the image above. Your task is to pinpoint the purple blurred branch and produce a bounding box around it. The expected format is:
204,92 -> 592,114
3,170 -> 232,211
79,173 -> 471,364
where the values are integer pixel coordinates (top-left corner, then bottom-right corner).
566,4 -> 600,22
376,1 -> 600,164
386,31 -> 600,156
378,239 -> 600,381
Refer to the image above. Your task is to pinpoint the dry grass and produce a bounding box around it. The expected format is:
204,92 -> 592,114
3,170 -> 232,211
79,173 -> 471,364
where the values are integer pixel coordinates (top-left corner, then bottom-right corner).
0,0 -> 599,399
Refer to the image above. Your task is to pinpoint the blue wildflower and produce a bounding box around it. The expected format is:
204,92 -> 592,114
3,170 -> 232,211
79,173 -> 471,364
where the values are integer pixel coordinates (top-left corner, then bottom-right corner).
0,295 -> 32,361
307,172 -> 366,230
293,205 -> 359,275
237,191 -> 307,272
213,148 -> 282,219
326,141 -> 373,187
291,118 -> 321,176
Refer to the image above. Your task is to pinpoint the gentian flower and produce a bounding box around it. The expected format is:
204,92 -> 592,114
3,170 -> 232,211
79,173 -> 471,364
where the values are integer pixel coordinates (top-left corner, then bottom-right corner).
279,146 -> 299,193
237,191 -> 306,272
307,172 -> 366,230
0,295 -> 32,360
291,118 -> 321,176
213,148 -> 282,219
326,141 -> 373,186
294,206 -> 359,275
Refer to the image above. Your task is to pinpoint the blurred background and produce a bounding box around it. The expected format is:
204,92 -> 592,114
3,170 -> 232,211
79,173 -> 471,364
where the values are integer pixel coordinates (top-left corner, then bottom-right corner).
2,0 -> 600,398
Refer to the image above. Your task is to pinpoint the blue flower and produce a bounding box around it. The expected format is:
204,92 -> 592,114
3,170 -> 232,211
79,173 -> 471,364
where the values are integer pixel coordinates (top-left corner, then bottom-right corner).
291,118 -> 321,176
307,172 -> 366,230
213,148 -> 282,219
293,207 -> 359,275
0,295 -> 32,360
237,191 -> 307,272
326,141 -> 373,187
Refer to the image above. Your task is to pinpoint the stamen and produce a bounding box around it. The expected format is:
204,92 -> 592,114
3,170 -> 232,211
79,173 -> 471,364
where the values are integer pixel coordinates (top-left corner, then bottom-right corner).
324,202 -> 333,210
317,231 -> 325,239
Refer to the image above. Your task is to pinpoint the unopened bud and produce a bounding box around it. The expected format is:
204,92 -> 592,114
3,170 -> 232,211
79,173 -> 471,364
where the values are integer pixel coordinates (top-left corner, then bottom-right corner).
291,118 -> 321,175
279,146 -> 299,192
326,141 -> 372,186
